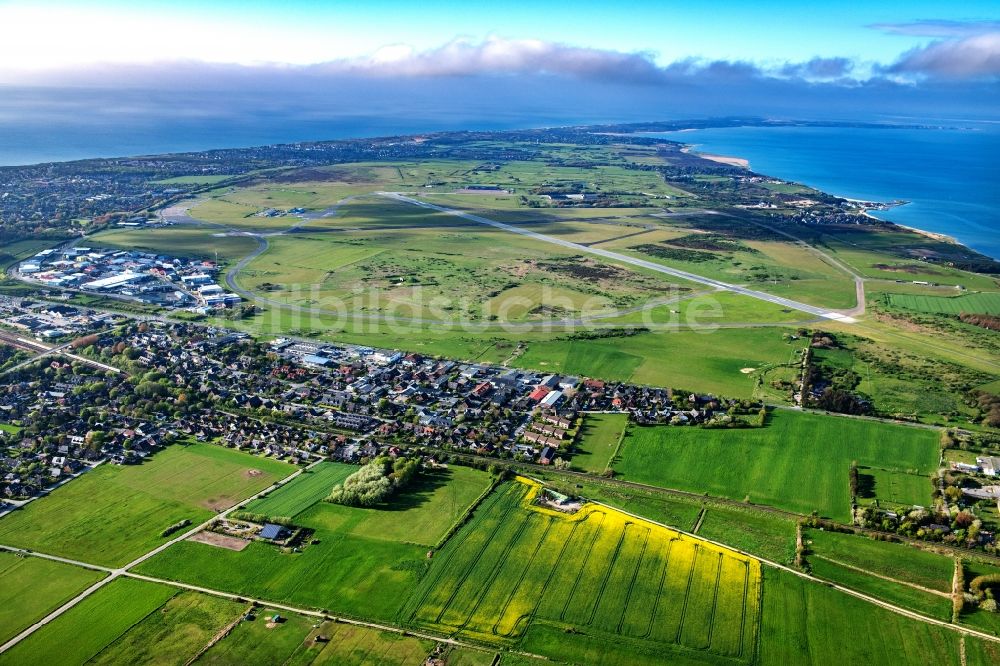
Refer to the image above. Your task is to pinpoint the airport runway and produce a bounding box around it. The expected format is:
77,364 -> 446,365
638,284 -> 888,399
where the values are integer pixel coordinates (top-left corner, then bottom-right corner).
378,192 -> 858,323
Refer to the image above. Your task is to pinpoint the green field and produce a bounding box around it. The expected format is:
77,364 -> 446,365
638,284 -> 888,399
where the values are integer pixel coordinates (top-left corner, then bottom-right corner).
759,568 -> 963,665
402,479 -> 762,663
245,462 -> 356,517
806,556 -> 951,621
696,507 -> 798,565
0,578 -> 179,666
196,608 -> 435,666
612,410 -> 940,520
571,413 -> 628,473
197,606 -> 316,665
886,292 -> 1000,315
803,529 -> 957,621
274,620 -> 435,665
295,465 -> 492,546
0,444 -> 294,566
967,638 -> 1000,666
513,327 -> 806,397
88,591 -> 244,665
862,466 -> 933,508
0,552 -> 105,645
806,529 -> 954,591
136,465 -> 491,621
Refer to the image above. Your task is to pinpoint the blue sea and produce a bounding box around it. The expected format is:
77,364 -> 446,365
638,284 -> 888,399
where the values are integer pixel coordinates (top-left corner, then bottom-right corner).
1,83 -> 995,260
650,125 -> 1000,259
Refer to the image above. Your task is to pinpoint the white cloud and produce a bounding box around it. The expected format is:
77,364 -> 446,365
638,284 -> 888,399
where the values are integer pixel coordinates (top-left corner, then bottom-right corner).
890,32 -> 1000,78
317,37 -> 668,84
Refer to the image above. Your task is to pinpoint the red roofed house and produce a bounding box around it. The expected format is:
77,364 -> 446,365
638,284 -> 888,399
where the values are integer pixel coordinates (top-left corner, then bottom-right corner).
529,386 -> 551,402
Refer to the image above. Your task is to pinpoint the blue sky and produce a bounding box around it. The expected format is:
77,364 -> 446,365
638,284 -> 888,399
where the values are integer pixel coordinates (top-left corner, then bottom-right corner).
1,0 -> 997,74
0,1 -> 996,123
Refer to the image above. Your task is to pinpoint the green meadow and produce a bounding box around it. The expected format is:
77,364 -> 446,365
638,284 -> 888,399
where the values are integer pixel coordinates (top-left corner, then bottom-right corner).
135,466 -> 492,621
0,578 -> 179,666
759,569 -> 963,666
571,413 -> 628,473
0,552 -> 105,645
245,462 -> 356,518
0,444 -> 294,566
611,410 -> 939,520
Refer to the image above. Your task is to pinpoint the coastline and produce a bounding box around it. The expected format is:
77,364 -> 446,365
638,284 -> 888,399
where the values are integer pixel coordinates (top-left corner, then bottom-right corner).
680,145 -> 749,168
680,145 -> 978,254
880,219 -> 959,244
643,125 -> 999,261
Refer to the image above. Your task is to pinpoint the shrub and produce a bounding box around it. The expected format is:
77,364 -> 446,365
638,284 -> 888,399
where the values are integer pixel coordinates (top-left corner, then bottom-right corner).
326,456 -> 421,507
161,518 -> 191,538
969,573 -> 1000,598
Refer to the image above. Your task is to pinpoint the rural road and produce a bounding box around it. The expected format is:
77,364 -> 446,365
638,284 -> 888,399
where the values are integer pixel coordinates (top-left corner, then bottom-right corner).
3,444 -> 999,655
0,456 -> 323,655
377,192 -> 860,323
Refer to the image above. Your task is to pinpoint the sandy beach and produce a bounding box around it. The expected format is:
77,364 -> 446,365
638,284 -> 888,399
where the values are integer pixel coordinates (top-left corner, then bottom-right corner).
680,146 -> 750,167
889,222 -> 958,244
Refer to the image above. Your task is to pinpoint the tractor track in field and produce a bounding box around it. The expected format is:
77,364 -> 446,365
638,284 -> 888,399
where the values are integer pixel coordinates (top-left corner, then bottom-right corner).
514,515 -> 584,638
559,510 -> 608,622
451,511 -> 534,633
674,544 -> 702,644
703,551 -> 725,651
433,485 -> 527,627
615,525 -> 651,635
580,521 -> 628,627
490,514 -> 554,637
735,558 -> 752,659
638,537 -> 675,640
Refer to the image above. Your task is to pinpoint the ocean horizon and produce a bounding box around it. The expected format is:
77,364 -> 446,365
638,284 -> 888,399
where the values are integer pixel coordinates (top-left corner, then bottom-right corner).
1,100 -> 996,260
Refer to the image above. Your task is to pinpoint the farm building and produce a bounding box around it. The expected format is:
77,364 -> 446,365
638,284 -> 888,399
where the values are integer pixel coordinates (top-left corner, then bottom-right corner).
539,391 -> 562,408
259,523 -> 287,540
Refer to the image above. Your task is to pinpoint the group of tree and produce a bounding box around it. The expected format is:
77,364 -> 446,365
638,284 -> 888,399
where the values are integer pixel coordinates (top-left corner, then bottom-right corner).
970,390 -> 1000,429
326,455 -> 421,507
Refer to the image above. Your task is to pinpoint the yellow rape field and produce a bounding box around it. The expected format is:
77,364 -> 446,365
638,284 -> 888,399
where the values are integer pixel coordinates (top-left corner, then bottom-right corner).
401,478 -> 762,663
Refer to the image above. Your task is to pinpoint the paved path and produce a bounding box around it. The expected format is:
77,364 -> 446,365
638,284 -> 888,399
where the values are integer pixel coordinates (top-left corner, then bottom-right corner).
0,457 -> 321,654
3,454 -> 1000,654
378,192 -> 859,323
